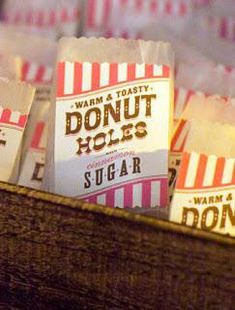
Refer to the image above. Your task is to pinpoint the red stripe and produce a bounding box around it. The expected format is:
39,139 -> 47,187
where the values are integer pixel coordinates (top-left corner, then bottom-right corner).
61,8 -> 69,23
194,154 -> 207,189
0,109 -> 11,123
127,64 -> 136,81
220,17 -> 227,38
179,2 -> 187,16
145,64 -> 153,78
150,0 -> 158,13
122,31 -> 129,39
124,184 -> 133,208
135,0 -> 143,11
21,62 -> 30,81
57,63 -> 65,97
160,179 -> 168,207
73,63 -> 83,95
92,63 -> 100,90
18,115 -> 28,128
213,157 -> 225,187
109,63 -> 118,85
30,122 -> 45,150
171,119 -> 186,151
36,10 -> 44,27
176,152 -> 190,189
88,196 -> 97,204
35,66 -> 45,83
174,88 -> 179,113
120,0 -> 128,7
87,0 -> 96,27
232,163 -> 235,184
26,11 -> 33,25
103,0 -> 111,26
165,1 -> 172,15
163,66 -> 170,78
142,181 -> 151,208
106,190 -> 115,207
14,12 -> 21,24
49,10 -> 56,26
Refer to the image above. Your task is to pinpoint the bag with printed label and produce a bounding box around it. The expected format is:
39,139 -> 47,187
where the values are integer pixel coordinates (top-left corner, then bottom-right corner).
44,37 -> 174,209
170,151 -> 235,236
2,0 -> 82,39
170,95 -> 235,227
18,61 -> 52,189
0,78 -> 35,183
169,93 -> 235,201
0,27 -> 57,189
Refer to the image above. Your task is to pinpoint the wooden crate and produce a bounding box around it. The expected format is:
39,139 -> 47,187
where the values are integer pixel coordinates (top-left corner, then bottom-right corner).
0,181 -> 234,309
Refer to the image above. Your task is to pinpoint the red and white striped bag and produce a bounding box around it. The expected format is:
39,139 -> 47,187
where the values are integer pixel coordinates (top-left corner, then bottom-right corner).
170,151 -> 235,236
18,61 -> 53,190
176,63 -> 235,98
44,37 -> 173,209
84,0 -> 194,39
0,79 -> 35,183
169,93 -> 235,200
2,0 -> 82,39
199,0 -> 235,43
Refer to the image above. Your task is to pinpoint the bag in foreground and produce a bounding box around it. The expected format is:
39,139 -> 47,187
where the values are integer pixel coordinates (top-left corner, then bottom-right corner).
0,79 -> 35,183
45,37 -> 174,209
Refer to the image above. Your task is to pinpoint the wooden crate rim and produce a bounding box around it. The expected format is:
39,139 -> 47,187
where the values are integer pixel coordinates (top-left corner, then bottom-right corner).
1,181 -> 235,247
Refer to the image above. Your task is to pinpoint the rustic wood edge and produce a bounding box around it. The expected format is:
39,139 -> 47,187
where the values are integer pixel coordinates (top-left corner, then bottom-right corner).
1,181 -> 235,247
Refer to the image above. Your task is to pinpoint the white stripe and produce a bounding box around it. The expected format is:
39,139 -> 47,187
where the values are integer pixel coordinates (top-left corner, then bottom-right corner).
10,111 -> 21,123
64,62 -> 75,95
158,0 -> 165,14
175,88 -> 188,119
222,158 -> 235,184
82,63 -> 92,92
0,106 -> 3,118
150,181 -> 160,207
114,188 -> 124,208
153,65 -> 163,76
142,0 -> 150,16
133,183 -> 142,207
97,194 -> 106,205
118,63 -> 128,82
94,0 -> 105,26
173,1 -> 179,15
100,63 -> 110,87
173,121 -> 190,151
26,63 -> 38,81
135,64 -> 145,78
203,155 -> 217,187
185,153 -> 200,188
43,67 -> 53,82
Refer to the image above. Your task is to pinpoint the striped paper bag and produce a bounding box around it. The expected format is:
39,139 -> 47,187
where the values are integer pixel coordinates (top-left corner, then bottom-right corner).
2,0 -> 82,39
0,79 -> 35,183
170,152 -> 235,236
84,0 -> 193,39
18,61 -> 52,189
169,93 -> 235,200
45,37 -> 173,208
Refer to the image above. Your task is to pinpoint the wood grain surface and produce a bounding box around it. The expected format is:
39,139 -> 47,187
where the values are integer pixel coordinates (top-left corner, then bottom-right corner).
0,181 -> 234,309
